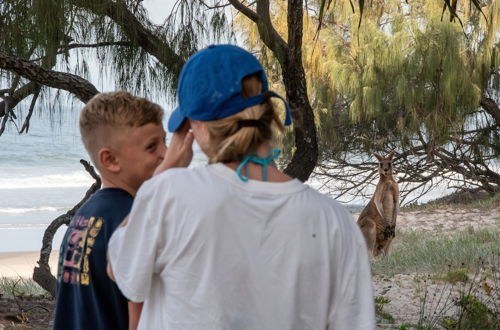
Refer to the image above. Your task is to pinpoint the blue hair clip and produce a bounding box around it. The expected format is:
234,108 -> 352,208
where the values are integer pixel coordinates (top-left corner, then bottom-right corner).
236,149 -> 281,182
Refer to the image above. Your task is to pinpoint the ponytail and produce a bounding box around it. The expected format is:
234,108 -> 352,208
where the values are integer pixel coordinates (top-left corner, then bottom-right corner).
205,75 -> 285,164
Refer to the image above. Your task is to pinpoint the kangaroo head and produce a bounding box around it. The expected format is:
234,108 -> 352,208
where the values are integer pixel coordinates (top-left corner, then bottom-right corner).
373,151 -> 395,177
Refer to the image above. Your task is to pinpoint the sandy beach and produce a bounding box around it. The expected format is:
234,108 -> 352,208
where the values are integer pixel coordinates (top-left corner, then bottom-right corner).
353,205 -> 500,234
0,251 -> 59,279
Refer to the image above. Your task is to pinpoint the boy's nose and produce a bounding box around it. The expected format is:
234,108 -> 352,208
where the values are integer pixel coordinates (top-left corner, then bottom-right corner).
158,143 -> 167,160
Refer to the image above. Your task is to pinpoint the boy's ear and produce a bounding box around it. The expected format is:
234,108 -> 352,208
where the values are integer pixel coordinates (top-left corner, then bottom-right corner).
98,147 -> 120,173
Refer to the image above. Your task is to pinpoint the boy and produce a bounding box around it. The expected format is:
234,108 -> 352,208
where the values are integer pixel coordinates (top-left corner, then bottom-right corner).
53,91 -> 166,330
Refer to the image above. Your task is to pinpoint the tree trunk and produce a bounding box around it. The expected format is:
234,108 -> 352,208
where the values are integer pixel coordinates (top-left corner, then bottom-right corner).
33,160 -> 101,297
480,97 -> 500,128
281,0 -> 318,182
281,63 -> 318,181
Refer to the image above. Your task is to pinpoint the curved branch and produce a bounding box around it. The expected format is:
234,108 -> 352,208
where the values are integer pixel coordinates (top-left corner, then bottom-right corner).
33,159 -> 101,297
228,0 -> 288,62
255,0 -> 288,63
227,0 -> 259,22
0,53 -> 99,103
0,82 -> 40,117
200,0 -> 233,10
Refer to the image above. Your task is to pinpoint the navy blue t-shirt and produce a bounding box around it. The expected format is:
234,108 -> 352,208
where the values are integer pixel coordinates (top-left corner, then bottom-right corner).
53,188 -> 133,330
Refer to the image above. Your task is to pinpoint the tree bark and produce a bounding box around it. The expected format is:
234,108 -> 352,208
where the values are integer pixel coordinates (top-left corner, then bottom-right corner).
0,53 -> 99,103
0,82 -> 40,117
281,0 -> 318,182
33,160 -> 101,297
480,97 -> 500,128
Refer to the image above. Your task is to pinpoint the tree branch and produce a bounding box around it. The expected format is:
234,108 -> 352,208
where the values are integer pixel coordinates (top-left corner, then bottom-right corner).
255,0 -> 288,63
199,0 -> 233,10
0,53 -> 99,103
19,86 -> 41,134
227,0 -> 259,22
0,82 -> 40,118
287,0 -> 304,56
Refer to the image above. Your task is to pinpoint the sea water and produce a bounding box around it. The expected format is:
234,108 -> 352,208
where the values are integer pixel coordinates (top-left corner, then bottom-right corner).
0,109 -> 208,253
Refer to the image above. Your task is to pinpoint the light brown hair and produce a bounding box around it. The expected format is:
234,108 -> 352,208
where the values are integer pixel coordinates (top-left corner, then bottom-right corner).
79,91 -> 163,166
205,75 -> 285,163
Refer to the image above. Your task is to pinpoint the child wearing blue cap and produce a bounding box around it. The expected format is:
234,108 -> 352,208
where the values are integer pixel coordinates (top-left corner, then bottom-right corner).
108,44 -> 375,330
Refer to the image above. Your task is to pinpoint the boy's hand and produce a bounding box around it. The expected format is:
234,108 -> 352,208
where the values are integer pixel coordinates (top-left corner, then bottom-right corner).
154,121 -> 194,175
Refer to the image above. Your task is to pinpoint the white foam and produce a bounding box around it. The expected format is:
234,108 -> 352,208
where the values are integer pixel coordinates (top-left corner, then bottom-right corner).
0,171 -> 93,189
0,206 -> 65,214
0,223 -> 50,229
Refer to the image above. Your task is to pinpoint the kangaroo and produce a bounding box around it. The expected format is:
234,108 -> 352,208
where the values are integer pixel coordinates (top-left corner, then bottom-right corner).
357,151 -> 400,257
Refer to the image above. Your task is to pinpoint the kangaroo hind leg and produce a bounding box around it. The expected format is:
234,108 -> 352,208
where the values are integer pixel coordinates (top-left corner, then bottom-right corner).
378,237 -> 394,257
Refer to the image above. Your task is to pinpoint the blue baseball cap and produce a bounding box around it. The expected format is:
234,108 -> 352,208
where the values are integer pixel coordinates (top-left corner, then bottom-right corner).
168,44 -> 292,132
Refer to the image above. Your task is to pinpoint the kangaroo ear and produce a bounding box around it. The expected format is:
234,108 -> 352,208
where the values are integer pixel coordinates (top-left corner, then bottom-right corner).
373,153 -> 383,161
387,151 -> 395,160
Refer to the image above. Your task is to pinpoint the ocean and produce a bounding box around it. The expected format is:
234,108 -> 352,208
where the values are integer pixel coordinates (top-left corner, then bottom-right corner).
0,110 -> 89,252
0,109 -> 209,253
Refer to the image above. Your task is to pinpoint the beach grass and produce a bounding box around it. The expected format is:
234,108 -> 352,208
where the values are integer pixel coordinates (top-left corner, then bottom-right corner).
371,226 -> 500,276
404,192 -> 500,211
0,277 -> 48,297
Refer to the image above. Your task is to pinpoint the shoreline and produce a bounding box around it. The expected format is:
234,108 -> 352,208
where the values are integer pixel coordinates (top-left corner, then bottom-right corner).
0,251 -> 59,278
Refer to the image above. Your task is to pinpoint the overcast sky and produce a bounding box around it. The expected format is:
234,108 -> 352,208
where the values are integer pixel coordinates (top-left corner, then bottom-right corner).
142,0 -> 177,25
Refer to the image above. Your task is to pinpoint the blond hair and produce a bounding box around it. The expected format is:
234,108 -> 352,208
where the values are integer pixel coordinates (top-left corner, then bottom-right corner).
79,91 -> 163,166
206,75 -> 285,164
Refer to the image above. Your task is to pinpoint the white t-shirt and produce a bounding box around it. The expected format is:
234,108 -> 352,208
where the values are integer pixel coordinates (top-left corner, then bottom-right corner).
108,163 -> 375,330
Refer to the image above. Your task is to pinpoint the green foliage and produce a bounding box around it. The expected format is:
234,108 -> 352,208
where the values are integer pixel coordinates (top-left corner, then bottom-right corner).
375,296 -> 391,312
238,0 -> 500,163
0,277 -> 48,297
373,227 -> 499,330
433,269 -> 470,284
317,0 -> 498,145
375,296 -> 396,325
414,260 -> 500,330
380,311 -> 396,324
0,0 -> 234,107
455,293 -> 498,329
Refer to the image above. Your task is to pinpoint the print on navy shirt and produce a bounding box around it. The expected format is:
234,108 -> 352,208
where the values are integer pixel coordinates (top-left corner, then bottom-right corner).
59,216 -> 103,285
